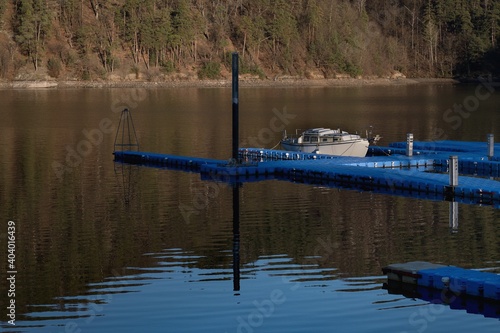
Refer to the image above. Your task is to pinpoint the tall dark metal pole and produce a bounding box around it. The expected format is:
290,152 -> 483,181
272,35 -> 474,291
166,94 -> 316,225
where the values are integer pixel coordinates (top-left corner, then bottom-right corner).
232,52 -> 239,162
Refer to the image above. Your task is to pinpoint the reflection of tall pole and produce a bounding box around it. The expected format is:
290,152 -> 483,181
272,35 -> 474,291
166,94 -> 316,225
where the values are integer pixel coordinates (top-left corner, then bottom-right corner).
233,185 -> 241,294
449,201 -> 459,233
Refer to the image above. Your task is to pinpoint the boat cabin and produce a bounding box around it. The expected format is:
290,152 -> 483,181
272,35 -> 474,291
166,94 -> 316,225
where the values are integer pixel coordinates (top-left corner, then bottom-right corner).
299,128 -> 359,144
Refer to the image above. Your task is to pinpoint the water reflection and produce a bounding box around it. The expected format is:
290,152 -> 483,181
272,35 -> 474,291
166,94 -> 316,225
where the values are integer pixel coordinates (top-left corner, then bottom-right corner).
2,86 -> 500,332
11,250 -> 353,332
3,176 -> 498,332
383,279 -> 500,321
114,163 -> 140,205
233,185 -> 241,294
450,201 -> 459,233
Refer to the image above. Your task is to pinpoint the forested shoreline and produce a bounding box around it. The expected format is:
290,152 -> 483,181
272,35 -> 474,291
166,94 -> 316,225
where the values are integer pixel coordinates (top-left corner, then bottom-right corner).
0,0 -> 499,82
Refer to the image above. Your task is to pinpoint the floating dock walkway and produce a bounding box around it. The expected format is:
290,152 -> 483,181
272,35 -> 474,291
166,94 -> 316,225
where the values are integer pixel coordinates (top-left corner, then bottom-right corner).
383,261 -> 500,319
113,139 -> 500,207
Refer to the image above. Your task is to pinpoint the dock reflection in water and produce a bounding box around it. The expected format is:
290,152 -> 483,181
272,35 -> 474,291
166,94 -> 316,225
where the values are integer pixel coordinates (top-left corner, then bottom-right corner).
383,279 -> 500,321
9,167 -> 497,333
2,85 -> 500,333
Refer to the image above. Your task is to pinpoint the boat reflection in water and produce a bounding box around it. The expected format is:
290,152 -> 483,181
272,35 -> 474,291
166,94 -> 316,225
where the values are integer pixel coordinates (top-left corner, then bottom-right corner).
280,128 -> 380,157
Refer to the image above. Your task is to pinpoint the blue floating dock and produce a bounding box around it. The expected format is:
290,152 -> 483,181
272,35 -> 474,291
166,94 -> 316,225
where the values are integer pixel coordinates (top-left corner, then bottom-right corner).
383,261 -> 500,302
388,140 -> 500,159
113,150 -> 222,171
113,139 -> 500,207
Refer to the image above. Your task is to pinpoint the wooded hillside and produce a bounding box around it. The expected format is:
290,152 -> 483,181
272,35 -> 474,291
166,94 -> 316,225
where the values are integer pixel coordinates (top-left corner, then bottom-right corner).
0,0 -> 499,81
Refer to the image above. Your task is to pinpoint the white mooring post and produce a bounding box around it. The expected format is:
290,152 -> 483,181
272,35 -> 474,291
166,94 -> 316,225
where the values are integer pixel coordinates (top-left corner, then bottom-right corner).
449,155 -> 458,186
487,133 -> 494,158
406,133 -> 414,157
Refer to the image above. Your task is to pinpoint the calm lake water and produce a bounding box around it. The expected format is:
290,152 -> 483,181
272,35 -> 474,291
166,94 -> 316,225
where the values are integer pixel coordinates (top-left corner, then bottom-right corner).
1,84 -> 500,332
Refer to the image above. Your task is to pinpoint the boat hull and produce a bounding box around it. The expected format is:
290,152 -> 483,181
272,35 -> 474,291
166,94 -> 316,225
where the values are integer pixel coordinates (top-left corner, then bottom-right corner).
280,139 -> 369,157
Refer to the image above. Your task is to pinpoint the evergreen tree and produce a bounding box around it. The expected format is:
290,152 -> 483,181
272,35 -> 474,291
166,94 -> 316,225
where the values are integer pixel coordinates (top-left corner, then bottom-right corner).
423,0 -> 439,68
267,0 -> 299,72
15,0 -> 51,71
59,0 -> 82,50
0,0 -> 7,17
486,0 -> 500,47
118,0 -> 147,65
3,0 -> 500,79
170,0 -> 197,65
141,2 -> 173,68
457,2 -> 488,74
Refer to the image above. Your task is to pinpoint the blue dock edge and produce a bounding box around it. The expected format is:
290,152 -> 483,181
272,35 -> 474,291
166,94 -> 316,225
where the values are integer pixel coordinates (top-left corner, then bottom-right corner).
113,140 -> 500,207
383,261 -> 500,301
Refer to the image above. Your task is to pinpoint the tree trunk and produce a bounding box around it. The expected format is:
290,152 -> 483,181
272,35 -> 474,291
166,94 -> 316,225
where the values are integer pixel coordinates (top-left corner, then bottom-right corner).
194,40 -> 197,63
90,0 -> 99,20
133,31 -> 139,64
142,48 -> 150,70
242,32 -> 246,60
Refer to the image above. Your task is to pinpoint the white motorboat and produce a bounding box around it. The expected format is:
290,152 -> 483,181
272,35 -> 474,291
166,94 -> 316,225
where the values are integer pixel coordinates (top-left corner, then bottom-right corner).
280,127 -> 379,157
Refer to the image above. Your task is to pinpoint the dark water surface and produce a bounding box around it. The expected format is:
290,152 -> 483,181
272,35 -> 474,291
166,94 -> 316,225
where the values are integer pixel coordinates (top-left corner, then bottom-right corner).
1,84 -> 500,332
